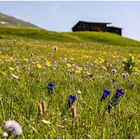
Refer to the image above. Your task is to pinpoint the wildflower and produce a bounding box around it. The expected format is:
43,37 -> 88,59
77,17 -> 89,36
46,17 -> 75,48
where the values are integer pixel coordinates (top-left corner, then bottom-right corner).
67,63 -> 72,68
129,84 -> 134,89
37,64 -> 42,69
89,74 -> 94,81
68,95 -> 76,108
116,89 -> 123,98
9,67 -> 15,71
68,69 -> 73,75
53,46 -> 57,52
15,66 -> 20,72
75,67 -> 82,74
46,83 -> 55,92
4,120 -> 22,136
0,71 -> 6,76
100,89 -> 110,102
101,65 -> 107,70
108,97 -> 119,113
11,74 -> 19,79
46,60 -> 51,67
111,69 -> 117,73
57,124 -> 64,128
41,120 -> 51,125
12,39 -> 16,44
112,97 -> 119,106
122,72 -> 127,78
77,90 -> 81,94
3,132 -> 8,138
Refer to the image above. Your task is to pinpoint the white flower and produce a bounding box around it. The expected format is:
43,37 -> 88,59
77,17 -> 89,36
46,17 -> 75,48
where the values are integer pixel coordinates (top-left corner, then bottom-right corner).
11,74 -> 19,79
57,124 -> 64,128
122,72 -> 127,78
77,90 -> 81,94
4,120 -> 22,135
41,120 -> 51,125
111,69 -> 117,73
3,132 -> 8,137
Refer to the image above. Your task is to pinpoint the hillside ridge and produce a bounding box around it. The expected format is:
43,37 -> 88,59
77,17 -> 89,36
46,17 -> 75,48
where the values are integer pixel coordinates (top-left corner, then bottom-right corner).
0,26 -> 140,47
0,12 -> 38,28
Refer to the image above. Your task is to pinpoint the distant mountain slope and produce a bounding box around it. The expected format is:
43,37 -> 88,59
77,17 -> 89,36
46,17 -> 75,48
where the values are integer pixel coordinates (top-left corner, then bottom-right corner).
0,12 -> 38,28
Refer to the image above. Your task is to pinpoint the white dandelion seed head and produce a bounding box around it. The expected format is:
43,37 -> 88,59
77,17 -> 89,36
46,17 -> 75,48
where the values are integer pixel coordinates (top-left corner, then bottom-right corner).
4,120 -> 22,135
3,132 -> 8,137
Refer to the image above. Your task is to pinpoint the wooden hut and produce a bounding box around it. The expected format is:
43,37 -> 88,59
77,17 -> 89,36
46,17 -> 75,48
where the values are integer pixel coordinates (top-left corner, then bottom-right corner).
107,26 -> 122,35
72,21 -> 111,32
72,21 -> 122,35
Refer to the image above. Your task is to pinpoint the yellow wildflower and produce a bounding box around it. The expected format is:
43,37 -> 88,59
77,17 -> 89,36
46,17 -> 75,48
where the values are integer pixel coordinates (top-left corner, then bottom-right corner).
0,71 -> 6,76
101,66 -> 107,70
70,58 -> 75,60
9,67 -> 15,71
46,61 -> 51,67
37,64 -> 42,69
75,67 -> 82,74
67,63 -> 72,68
86,71 -> 91,75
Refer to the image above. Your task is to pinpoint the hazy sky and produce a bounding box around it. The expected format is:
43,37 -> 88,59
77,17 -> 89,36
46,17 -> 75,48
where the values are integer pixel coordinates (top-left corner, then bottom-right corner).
0,1 -> 140,41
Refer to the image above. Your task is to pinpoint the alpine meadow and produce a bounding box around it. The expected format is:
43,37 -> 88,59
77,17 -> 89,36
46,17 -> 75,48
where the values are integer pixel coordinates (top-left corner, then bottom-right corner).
0,25 -> 140,139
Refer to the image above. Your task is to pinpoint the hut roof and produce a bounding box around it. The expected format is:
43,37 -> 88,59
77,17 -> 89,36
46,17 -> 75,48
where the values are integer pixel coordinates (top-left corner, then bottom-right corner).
108,26 -> 123,29
72,21 -> 112,30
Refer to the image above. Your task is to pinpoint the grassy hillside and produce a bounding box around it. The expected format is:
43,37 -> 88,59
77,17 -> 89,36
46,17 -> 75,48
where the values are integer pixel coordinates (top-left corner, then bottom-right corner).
0,26 -> 140,138
0,26 -> 140,46
0,12 -> 38,28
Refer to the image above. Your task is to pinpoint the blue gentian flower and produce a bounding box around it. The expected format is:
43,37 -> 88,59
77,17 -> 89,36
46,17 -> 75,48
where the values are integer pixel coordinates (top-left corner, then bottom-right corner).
68,95 -> 76,108
46,83 -> 55,92
116,89 -> 123,97
100,89 -> 110,102
112,97 -> 119,106
68,95 -> 76,102
130,84 -> 134,89
108,97 -> 119,113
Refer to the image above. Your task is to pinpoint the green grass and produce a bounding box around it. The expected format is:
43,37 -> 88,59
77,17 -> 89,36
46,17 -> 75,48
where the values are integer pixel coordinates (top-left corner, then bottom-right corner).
0,26 -> 140,46
0,26 -> 140,138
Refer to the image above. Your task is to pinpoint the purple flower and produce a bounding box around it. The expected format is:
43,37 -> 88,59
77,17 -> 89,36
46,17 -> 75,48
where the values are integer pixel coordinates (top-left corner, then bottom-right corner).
100,89 -> 110,102
46,83 -> 55,92
112,97 -> 119,106
68,95 -> 76,108
68,95 -> 76,102
108,97 -> 119,113
111,69 -> 117,73
4,120 -> 22,136
122,72 -> 127,78
130,84 -> 134,89
116,88 -> 123,97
